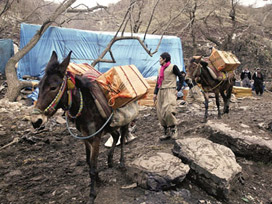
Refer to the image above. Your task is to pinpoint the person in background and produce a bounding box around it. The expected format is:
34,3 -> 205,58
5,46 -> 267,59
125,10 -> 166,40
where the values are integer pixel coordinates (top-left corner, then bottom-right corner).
153,52 -> 184,141
252,68 -> 264,96
240,67 -> 252,88
177,71 -> 188,105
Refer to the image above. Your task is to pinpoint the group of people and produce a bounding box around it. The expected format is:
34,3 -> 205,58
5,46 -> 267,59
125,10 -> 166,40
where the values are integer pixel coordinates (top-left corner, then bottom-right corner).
240,67 -> 264,96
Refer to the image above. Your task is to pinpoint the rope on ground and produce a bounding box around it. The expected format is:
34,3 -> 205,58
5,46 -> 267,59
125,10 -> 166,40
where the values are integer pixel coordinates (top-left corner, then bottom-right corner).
0,137 -> 19,151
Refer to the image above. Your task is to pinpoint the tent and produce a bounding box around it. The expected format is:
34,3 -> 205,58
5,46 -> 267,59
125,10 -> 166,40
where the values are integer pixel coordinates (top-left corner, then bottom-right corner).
18,23 -> 185,79
0,39 -> 14,74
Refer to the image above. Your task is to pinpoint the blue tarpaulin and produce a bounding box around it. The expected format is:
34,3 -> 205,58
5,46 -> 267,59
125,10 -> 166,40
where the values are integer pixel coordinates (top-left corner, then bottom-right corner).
0,39 -> 14,74
18,23 -> 185,79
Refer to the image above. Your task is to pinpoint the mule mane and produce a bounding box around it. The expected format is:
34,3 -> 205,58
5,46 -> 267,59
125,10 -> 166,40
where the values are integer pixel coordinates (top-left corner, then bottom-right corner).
199,61 -> 209,73
75,75 -> 95,91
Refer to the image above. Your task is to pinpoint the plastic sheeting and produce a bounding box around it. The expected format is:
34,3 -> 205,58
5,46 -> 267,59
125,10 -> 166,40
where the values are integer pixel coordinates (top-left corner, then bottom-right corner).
0,39 -> 14,74
18,23 -> 185,79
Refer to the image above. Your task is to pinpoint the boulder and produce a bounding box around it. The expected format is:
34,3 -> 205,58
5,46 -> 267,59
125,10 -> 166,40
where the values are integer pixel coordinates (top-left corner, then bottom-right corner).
172,138 -> 242,200
127,152 -> 190,191
205,120 -> 272,162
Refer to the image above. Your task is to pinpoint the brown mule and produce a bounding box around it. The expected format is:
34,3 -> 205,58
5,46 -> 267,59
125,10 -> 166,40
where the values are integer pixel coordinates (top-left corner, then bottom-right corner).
186,56 -> 235,122
31,51 -> 133,204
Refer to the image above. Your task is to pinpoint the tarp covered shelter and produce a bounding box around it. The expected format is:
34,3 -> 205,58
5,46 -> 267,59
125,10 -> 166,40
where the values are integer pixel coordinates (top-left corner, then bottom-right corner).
18,23 -> 185,79
0,39 -> 14,74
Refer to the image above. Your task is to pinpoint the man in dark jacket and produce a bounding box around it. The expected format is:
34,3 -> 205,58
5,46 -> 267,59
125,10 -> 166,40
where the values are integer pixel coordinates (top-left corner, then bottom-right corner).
153,52 -> 184,140
240,67 -> 251,88
252,68 -> 264,96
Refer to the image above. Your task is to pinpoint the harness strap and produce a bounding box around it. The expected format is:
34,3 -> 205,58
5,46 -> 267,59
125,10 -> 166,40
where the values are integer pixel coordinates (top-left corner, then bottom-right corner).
201,78 -> 225,92
32,108 -> 43,115
44,75 -> 67,114
192,62 -> 201,78
192,61 -> 225,92
66,88 -> 83,118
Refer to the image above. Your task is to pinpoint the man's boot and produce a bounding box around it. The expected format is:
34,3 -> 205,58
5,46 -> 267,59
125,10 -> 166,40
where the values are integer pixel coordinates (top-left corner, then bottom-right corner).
170,126 -> 178,139
160,126 -> 171,141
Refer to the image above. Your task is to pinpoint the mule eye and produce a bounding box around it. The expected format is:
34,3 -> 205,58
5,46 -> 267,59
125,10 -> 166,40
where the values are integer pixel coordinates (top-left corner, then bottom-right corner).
50,86 -> 57,91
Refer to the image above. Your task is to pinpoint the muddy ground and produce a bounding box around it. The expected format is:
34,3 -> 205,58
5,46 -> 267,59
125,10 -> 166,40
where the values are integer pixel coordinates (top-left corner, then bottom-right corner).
0,82 -> 272,204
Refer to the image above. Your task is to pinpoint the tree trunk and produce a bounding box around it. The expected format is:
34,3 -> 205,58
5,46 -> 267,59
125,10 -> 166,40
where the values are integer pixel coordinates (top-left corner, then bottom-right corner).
5,0 -> 76,101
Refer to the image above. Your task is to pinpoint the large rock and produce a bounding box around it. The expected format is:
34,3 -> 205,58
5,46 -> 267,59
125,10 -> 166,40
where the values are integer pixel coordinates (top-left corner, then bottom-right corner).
126,152 -> 190,191
205,120 -> 272,162
172,138 -> 242,200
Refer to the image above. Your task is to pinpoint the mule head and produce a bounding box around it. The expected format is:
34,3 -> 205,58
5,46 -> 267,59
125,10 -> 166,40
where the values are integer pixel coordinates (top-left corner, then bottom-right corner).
31,51 -> 72,129
186,56 -> 208,85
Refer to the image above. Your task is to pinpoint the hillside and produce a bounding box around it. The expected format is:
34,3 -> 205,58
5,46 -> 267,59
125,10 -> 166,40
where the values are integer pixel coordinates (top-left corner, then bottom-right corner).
0,0 -> 271,78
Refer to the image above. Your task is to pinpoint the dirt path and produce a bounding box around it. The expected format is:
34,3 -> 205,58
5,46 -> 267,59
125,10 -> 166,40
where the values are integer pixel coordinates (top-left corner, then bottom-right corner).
0,91 -> 272,204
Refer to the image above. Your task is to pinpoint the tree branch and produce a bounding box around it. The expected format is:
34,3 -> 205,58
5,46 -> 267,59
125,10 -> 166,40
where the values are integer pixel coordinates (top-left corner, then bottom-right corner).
67,5 -> 107,13
0,0 -> 15,17
143,0 -> 160,42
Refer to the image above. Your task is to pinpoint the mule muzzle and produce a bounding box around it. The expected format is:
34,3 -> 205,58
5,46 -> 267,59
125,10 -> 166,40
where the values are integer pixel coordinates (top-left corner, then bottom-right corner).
31,108 -> 48,129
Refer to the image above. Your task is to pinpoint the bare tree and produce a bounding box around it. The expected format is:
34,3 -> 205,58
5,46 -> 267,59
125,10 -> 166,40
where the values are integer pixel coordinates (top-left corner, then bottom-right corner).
187,0 -> 199,55
0,0 -> 14,17
199,0 -> 246,50
4,0 -> 203,101
4,0 -> 109,101
91,0 -> 190,67
5,0 -> 76,101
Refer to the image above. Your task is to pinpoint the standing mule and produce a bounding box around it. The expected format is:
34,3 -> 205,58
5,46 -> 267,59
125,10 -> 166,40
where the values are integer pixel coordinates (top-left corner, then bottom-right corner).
31,51 -> 132,203
186,56 -> 235,122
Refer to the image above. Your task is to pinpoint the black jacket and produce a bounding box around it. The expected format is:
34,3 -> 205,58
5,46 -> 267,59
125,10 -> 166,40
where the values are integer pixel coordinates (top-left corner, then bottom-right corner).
252,72 -> 264,85
240,71 -> 251,80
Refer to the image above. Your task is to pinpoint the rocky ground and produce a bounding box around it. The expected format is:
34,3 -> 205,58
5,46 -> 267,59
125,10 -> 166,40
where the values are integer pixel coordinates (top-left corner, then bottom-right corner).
0,81 -> 272,204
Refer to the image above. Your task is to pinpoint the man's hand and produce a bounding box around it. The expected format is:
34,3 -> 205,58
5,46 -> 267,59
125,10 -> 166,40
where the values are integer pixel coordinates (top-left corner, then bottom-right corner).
153,94 -> 157,103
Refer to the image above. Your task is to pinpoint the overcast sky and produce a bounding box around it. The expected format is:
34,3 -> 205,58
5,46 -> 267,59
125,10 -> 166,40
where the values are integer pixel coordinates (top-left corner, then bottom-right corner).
240,0 -> 272,7
51,0 -> 272,8
51,0 -> 120,7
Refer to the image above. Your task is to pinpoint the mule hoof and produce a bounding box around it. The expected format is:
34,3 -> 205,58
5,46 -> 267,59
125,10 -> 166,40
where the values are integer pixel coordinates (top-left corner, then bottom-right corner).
89,192 -> 97,204
223,107 -> 229,114
108,158 -> 113,168
89,197 -> 95,204
119,163 -> 126,171
108,163 -> 113,168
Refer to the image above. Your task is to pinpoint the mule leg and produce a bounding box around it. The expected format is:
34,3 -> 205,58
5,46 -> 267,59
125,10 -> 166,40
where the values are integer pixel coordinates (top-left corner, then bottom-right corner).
84,141 -> 95,204
203,92 -> 209,123
85,141 -> 91,166
107,130 -> 120,168
85,137 -> 101,204
119,124 -> 129,169
224,87 -> 233,114
215,92 -> 221,119
220,90 -> 227,113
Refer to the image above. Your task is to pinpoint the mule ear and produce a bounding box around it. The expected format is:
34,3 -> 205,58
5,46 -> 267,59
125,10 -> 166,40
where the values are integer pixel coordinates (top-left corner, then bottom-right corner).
59,51 -> 72,75
49,51 -> 58,63
193,56 -> 202,63
200,60 -> 208,67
